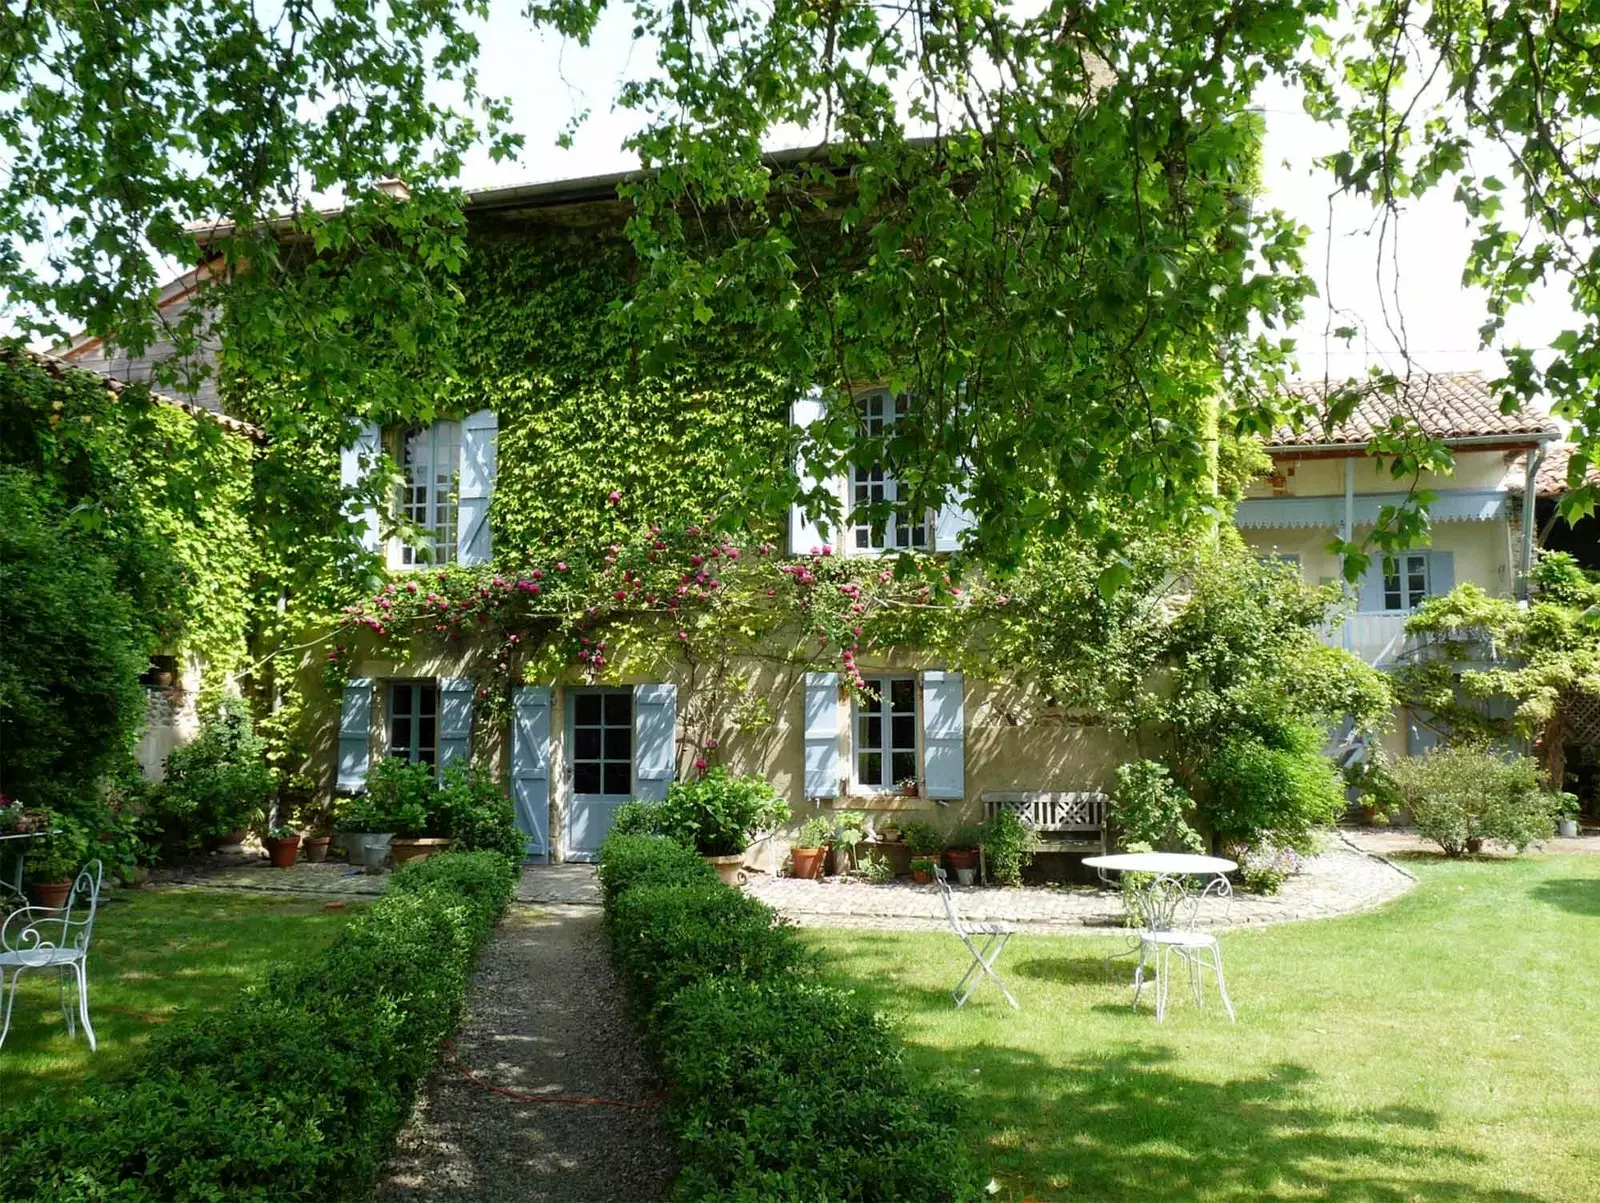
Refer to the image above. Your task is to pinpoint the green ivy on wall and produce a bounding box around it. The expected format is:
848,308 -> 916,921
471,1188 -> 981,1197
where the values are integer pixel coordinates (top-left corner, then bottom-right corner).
447,230 -> 793,553
0,350 -> 260,680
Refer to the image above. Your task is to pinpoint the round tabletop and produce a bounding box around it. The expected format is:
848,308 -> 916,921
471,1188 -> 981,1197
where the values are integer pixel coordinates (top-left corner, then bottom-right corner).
1083,852 -> 1238,875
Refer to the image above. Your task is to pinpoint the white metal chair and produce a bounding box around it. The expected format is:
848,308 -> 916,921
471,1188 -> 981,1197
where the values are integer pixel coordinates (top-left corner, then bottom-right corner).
933,865 -> 1019,1009
1129,874 -> 1235,1023
0,860 -> 103,1052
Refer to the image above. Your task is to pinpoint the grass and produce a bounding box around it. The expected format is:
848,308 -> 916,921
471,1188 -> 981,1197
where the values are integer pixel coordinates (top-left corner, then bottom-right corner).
803,854 -> 1600,1203
0,887 -> 364,1108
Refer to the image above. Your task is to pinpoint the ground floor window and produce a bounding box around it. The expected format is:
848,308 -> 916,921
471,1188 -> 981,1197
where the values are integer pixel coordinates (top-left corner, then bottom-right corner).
388,681 -> 438,764
572,689 -> 633,796
855,676 -> 917,789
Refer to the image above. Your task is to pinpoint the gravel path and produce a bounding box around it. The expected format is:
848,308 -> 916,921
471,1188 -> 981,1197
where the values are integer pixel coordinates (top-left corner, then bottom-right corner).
378,905 -> 673,1203
745,832 -> 1414,933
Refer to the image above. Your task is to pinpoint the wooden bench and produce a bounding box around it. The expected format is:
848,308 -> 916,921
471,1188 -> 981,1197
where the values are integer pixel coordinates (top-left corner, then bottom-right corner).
979,790 -> 1108,883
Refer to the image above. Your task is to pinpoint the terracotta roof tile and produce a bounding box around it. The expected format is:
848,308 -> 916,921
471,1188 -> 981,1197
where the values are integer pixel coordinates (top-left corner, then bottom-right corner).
1506,442 -> 1600,497
1269,371 -> 1557,448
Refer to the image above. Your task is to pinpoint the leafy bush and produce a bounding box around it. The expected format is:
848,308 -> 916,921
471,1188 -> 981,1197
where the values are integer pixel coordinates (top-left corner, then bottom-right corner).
599,834 -> 979,1200
633,768 -> 790,856
1111,759 -> 1203,852
22,813 -> 88,884
979,808 -> 1036,886
436,762 -> 525,860
596,831 -> 716,908
1391,745 -> 1559,856
361,756 -> 440,835
158,701 -> 275,846
945,822 -> 982,851
795,814 -> 832,849
0,850 -> 515,1201
899,818 -> 943,856
1200,721 -> 1344,853
0,466 -> 146,815
1236,845 -> 1303,895
609,880 -> 810,1015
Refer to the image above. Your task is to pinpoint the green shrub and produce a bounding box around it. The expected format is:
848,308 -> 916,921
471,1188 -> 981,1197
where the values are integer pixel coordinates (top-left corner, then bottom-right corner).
21,813 -> 88,884
0,851 -> 514,1202
0,465 -> 146,816
612,798 -> 667,838
158,701 -> 276,846
361,756 -> 441,835
1200,722 -> 1344,853
979,808 -> 1036,886
633,767 -> 791,856
661,977 -> 979,1202
436,762 -> 525,860
596,831 -> 715,907
1111,759 -> 1203,852
899,818 -> 943,856
598,834 -> 979,1200
795,814 -> 832,848
1391,745 -> 1559,856
609,880 -> 809,1016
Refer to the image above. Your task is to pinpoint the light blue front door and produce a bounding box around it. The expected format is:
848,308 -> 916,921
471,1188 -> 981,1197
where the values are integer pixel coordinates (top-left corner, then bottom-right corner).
565,688 -> 634,861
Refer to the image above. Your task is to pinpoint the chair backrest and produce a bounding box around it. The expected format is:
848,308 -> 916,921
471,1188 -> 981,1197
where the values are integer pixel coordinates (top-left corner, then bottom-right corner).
932,865 -> 966,936
2,860 -> 103,956
1129,871 -> 1234,932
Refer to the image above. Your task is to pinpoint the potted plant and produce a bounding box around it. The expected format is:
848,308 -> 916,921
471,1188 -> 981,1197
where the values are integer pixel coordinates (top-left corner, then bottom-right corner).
24,816 -> 87,908
944,822 -> 982,885
910,856 -> 938,884
159,703 -> 275,851
263,824 -> 302,869
651,768 -> 791,884
876,822 -> 903,843
1558,810 -> 1580,839
337,787 -> 399,875
899,776 -> 921,798
790,815 -> 831,880
365,759 -> 449,867
831,810 -> 868,877
900,819 -> 943,859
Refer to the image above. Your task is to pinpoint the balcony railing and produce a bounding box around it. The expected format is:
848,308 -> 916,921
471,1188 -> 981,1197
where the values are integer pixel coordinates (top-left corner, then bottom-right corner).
1323,613 -> 1505,668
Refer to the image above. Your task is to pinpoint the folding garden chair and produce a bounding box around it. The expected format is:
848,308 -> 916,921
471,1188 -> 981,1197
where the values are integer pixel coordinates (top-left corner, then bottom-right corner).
0,860 -> 103,1052
933,866 -> 1018,1009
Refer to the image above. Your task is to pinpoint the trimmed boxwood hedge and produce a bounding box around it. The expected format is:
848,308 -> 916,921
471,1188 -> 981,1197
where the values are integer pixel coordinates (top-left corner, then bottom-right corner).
0,850 -> 517,1202
599,832 -> 982,1201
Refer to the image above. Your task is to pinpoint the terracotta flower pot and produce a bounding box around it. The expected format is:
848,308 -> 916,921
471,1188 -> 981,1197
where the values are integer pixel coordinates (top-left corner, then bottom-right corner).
265,834 -> 301,868
790,847 -> 825,880
911,868 -> 934,885
302,835 -> 333,863
703,853 -> 746,886
28,880 -> 72,909
389,836 -> 452,866
945,848 -> 979,872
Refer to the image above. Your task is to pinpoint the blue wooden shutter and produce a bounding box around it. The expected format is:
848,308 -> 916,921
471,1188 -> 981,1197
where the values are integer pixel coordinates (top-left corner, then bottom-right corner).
511,686 -> 551,857
1428,550 -> 1454,596
802,672 -> 841,798
789,388 -> 841,555
339,422 -> 383,553
633,684 -> 677,801
336,678 -> 374,793
457,409 -> 497,566
1357,555 -> 1388,612
922,670 -> 965,800
438,677 -> 474,773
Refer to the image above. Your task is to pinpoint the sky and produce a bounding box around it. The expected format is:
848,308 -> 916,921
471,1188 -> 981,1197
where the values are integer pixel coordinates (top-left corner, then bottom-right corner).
448,5 -> 1580,388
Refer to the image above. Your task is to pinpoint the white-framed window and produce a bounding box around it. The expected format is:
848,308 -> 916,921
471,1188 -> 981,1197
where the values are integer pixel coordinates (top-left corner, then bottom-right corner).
849,390 -> 931,554
395,420 -> 460,567
1383,552 -> 1430,611
388,681 -> 439,765
854,676 -> 919,790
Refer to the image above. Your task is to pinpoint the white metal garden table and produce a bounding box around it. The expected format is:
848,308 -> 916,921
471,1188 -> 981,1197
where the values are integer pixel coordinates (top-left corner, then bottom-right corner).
0,829 -> 54,908
1084,852 -> 1239,1021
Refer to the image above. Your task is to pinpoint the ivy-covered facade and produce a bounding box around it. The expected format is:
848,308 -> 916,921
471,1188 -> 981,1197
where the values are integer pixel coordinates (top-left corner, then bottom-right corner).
292,185 -> 1144,864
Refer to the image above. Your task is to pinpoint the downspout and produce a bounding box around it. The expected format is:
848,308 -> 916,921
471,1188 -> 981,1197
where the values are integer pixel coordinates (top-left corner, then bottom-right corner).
1519,438 -> 1551,599
1343,457 -> 1355,650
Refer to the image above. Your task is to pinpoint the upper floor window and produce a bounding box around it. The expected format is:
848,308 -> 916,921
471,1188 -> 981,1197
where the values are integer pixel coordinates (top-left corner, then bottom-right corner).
396,420 -> 460,567
1383,552 -> 1430,611
388,681 -> 438,765
850,390 -> 930,554
854,676 -> 918,790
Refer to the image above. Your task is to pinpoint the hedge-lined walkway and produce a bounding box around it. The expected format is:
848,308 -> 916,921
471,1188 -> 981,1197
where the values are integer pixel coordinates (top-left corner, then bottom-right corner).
379,905 -> 672,1203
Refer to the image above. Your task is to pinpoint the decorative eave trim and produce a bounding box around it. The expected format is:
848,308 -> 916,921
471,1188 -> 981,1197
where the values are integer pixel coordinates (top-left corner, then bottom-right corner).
1236,488 -> 1510,530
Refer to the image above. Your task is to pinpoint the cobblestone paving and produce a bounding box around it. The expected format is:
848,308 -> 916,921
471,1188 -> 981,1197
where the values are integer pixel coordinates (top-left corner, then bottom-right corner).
745,833 -> 1415,934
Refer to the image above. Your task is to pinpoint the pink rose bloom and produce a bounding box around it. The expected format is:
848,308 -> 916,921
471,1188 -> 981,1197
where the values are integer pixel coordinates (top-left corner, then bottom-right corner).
556,562 -> 568,572
608,490 -> 622,503
694,756 -> 708,772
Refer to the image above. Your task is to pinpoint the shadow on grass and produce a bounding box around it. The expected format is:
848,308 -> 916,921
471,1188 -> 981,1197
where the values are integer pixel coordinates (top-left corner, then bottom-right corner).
944,1042 -> 1538,1203
1530,878 -> 1600,916
1011,955 -> 1121,987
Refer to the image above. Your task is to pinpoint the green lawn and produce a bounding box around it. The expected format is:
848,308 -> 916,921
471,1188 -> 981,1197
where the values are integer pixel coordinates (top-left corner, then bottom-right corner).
0,888 -> 363,1108
804,855 -> 1600,1203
